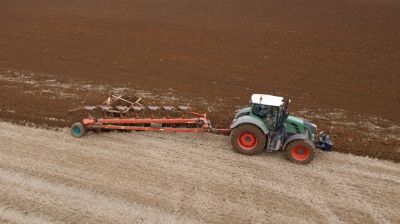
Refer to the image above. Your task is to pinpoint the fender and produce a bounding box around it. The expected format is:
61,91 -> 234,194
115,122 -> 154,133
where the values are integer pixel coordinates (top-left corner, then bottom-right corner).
233,107 -> 251,119
230,115 -> 269,134
282,133 -> 309,150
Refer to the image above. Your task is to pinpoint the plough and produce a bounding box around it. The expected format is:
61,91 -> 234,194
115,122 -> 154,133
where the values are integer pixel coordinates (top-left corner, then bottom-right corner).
69,95 -> 229,137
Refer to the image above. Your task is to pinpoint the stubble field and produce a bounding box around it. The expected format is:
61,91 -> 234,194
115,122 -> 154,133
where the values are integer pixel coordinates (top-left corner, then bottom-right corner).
0,122 -> 399,223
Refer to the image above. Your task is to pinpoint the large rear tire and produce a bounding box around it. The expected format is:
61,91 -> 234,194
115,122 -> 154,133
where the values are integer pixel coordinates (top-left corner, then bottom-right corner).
285,140 -> 315,164
71,122 -> 87,138
230,124 -> 266,155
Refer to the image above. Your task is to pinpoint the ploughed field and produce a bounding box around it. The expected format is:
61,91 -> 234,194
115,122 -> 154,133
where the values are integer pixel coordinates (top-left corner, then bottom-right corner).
0,122 -> 399,223
0,0 -> 399,161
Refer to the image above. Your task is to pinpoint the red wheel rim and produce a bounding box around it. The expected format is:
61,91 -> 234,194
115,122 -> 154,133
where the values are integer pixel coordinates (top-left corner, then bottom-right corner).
292,145 -> 310,161
237,132 -> 257,150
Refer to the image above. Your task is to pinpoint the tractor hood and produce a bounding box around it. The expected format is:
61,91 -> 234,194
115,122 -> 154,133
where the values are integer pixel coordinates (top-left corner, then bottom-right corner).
303,119 -> 317,134
285,115 -> 317,134
286,115 -> 333,151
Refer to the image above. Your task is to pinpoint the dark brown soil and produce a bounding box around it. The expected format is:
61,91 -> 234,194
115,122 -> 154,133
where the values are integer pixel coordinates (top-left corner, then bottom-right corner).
0,0 -> 399,161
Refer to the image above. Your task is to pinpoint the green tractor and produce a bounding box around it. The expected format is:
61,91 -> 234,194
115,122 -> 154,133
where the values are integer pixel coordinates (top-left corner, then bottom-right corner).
230,94 -> 333,164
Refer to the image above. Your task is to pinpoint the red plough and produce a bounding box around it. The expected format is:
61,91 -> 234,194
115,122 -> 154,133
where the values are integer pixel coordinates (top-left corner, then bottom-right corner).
70,95 -> 228,137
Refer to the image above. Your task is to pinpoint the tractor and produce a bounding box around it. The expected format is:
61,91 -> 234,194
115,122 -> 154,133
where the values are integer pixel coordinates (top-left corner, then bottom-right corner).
230,94 -> 333,164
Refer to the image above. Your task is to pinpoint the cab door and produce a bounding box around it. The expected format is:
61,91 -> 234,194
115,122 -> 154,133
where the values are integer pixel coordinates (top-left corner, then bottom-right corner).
251,103 -> 283,132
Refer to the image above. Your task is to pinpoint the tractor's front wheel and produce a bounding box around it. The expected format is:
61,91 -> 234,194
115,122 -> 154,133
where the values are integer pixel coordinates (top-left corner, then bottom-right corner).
71,122 -> 87,138
285,140 -> 315,164
231,124 -> 266,155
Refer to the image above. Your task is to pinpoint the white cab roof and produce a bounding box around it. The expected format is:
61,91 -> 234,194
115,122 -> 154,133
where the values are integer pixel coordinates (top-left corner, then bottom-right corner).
251,94 -> 284,106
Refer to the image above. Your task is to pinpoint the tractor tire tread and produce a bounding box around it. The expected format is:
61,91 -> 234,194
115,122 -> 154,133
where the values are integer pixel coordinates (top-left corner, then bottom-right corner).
230,124 -> 266,155
285,139 -> 315,164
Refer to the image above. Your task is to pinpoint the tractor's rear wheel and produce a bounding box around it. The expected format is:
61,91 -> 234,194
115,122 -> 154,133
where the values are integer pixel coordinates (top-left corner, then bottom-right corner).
285,140 -> 315,164
231,124 -> 266,155
71,122 -> 87,138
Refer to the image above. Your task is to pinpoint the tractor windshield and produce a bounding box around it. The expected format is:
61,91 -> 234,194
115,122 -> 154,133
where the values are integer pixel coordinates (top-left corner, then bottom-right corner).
252,103 -> 269,119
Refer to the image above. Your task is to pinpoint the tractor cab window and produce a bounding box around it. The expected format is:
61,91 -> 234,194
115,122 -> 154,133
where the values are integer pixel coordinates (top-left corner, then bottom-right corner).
252,104 -> 269,119
267,106 -> 280,131
252,104 -> 281,131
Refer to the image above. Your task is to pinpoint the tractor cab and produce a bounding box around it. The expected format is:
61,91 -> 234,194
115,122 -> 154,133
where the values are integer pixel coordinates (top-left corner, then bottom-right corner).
249,94 -> 288,132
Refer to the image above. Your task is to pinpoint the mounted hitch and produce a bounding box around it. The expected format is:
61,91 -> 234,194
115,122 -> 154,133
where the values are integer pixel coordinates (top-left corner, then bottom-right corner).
315,131 -> 334,151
